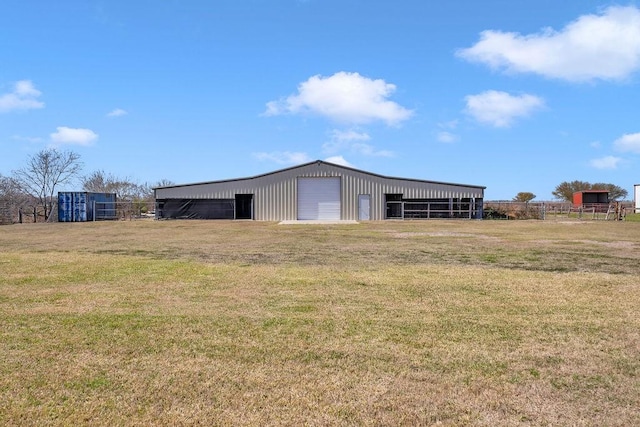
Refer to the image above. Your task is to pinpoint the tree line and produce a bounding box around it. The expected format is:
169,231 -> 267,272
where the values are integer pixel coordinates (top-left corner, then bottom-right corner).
2,148 -> 631,223
512,182 -> 627,203
1,148 -> 173,222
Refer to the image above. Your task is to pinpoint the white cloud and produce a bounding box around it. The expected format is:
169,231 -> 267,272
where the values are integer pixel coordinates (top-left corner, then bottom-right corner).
590,155 -> 622,169
438,120 -> 459,130
12,135 -> 44,143
50,127 -> 98,146
437,131 -> 459,143
614,132 -> 640,153
324,156 -> 354,167
15,80 -> 41,97
0,80 -> 44,113
107,108 -> 128,117
351,144 -> 393,157
264,71 -> 413,126
322,129 -> 393,157
436,121 -> 460,143
464,90 -> 544,127
330,129 -> 371,143
457,6 -> 640,82
252,151 -> 311,165
322,129 -> 369,152
590,141 -> 602,149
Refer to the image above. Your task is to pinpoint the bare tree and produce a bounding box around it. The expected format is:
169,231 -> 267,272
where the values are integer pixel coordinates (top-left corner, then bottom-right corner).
81,170 -> 113,193
82,170 -> 147,201
144,179 -> 175,202
154,178 -> 175,188
83,171 -> 174,202
82,171 -> 174,216
13,149 -> 83,221
0,173 -> 21,202
1,173 -> 29,223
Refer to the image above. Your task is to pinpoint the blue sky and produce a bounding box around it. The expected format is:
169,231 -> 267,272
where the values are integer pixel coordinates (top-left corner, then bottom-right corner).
2,0 -> 640,200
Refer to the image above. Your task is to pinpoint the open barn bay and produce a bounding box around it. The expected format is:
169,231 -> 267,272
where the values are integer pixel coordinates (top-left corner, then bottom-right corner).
1,220 -> 639,426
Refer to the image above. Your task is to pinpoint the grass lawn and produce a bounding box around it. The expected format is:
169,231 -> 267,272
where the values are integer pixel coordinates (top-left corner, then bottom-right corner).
625,212 -> 640,222
1,219 -> 639,426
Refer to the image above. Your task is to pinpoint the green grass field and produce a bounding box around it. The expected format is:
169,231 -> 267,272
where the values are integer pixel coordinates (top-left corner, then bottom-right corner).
625,212 -> 640,222
1,219 -> 639,426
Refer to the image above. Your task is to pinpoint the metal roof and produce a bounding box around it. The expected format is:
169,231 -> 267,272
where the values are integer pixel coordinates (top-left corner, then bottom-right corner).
154,159 -> 486,190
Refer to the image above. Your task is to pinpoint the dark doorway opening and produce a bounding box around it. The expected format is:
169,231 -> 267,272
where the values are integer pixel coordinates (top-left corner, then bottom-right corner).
385,194 -> 403,219
235,194 -> 253,219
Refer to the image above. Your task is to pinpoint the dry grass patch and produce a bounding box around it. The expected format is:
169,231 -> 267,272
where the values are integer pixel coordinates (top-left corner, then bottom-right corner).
1,220 -> 639,425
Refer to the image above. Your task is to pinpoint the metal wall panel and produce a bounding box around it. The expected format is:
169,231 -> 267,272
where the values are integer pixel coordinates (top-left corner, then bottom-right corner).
58,192 -> 87,222
88,193 -> 117,220
58,192 -> 74,222
58,192 -> 117,222
74,192 -> 87,221
155,161 -> 485,221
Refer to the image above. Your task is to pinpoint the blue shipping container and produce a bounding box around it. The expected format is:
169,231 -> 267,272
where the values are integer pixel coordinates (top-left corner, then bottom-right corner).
58,192 -> 117,222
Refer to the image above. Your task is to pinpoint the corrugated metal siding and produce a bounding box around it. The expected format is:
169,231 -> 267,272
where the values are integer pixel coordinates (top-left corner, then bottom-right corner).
58,192 -> 117,222
58,192 -> 88,222
155,162 -> 484,220
297,177 -> 341,220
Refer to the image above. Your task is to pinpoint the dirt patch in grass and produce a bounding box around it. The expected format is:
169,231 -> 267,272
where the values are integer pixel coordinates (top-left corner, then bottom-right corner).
5,220 -> 636,274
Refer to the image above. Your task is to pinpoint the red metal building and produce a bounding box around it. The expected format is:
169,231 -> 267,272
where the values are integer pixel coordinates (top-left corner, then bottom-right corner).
572,190 -> 609,207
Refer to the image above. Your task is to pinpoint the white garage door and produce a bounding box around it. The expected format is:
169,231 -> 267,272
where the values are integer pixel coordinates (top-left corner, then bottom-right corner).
297,177 -> 341,220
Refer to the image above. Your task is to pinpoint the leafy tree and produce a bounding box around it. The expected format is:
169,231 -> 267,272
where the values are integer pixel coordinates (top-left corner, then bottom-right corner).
13,149 -> 82,220
552,180 -> 627,201
591,183 -> 628,201
551,180 -> 591,201
513,192 -> 536,203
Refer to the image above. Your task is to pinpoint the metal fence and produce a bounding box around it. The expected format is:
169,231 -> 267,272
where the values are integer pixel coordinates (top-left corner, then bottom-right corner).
0,202 -> 11,225
0,201 -> 156,224
1,199 -> 634,224
484,201 -> 633,220
0,204 -> 53,224
94,201 -> 156,221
